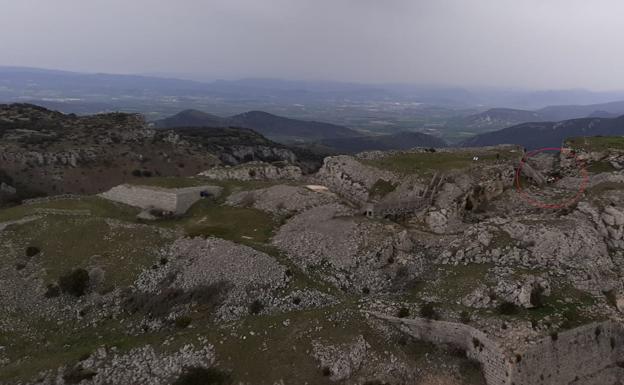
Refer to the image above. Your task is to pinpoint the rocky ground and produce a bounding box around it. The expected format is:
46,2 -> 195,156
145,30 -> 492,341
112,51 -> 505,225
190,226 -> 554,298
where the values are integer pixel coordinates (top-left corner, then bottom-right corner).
0,139 -> 623,384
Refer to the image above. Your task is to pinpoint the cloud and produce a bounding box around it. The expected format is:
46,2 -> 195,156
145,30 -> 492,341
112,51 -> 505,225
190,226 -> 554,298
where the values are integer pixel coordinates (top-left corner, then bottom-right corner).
0,0 -> 622,90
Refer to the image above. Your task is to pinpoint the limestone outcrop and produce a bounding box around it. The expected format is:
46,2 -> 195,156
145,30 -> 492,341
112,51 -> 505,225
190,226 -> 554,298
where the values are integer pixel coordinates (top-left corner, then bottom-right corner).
199,161 -> 302,181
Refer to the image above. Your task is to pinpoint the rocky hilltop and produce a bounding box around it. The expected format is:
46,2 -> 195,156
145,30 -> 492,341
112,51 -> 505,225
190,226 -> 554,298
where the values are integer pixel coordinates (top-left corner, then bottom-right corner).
0,133 -> 623,385
461,114 -> 624,149
0,104 -> 317,200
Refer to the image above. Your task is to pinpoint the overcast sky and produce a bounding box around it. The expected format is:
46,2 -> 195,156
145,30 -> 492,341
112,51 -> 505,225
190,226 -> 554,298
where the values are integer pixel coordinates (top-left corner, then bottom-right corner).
1,0 -> 623,90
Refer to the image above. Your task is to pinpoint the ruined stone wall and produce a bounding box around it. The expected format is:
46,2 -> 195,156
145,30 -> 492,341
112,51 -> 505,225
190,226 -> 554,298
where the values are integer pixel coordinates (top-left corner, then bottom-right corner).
100,185 -> 178,212
376,313 -> 624,385
174,186 -> 222,213
511,321 -> 624,385
315,156 -> 397,204
99,185 -> 221,214
199,162 -> 302,181
375,314 -> 513,385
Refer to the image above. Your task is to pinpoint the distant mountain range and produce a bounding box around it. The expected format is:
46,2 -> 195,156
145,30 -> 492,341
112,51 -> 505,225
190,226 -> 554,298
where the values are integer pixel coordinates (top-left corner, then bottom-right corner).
153,109 -> 363,143
154,109 -> 449,152
320,132 -> 446,153
461,115 -> 624,149
462,101 -> 624,131
3,66 -> 624,111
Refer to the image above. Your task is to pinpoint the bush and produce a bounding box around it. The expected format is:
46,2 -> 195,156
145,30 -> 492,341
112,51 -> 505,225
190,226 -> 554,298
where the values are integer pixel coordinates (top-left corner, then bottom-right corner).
497,301 -> 518,315
530,287 -> 545,308
460,310 -> 471,324
173,367 -> 232,385
44,284 -> 61,298
123,282 -> 229,317
175,315 -> 192,329
25,246 -> 40,257
239,193 -> 256,208
131,169 -> 142,177
249,299 -> 264,315
62,365 -> 97,384
58,269 -> 90,297
397,307 -> 410,318
419,302 -> 437,319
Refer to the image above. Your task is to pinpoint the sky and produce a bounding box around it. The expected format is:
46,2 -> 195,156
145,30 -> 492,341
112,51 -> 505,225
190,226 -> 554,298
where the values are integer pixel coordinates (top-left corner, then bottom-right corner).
1,0 -> 623,90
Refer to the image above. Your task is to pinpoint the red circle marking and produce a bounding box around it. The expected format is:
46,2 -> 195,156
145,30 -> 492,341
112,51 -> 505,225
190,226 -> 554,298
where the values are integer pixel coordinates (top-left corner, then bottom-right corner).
514,147 -> 589,209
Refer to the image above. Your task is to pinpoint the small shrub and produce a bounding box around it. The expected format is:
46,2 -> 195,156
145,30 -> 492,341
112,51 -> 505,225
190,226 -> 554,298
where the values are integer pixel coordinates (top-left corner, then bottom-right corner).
497,301 -> 518,315
239,193 -> 256,208
530,287 -> 545,308
175,316 -> 192,329
321,366 -> 332,376
550,331 -> 559,341
123,282 -> 229,317
62,365 -> 97,384
362,287 -> 370,295
15,262 -> 26,270
604,289 -> 618,308
25,246 -> 40,257
44,284 -> 61,298
292,297 -> 301,305
131,169 -> 142,177
460,310 -> 471,324
420,302 -> 437,319
369,179 -> 397,198
249,299 -> 264,315
58,269 -> 90,297
459,359 -> 485,385
173,367 -> 232,385
141,170 -> 153,177
397,307 -> 410,318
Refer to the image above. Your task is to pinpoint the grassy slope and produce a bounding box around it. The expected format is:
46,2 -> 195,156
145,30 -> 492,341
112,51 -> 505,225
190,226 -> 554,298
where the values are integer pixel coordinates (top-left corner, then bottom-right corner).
566,136 -> 624,152
363,149 -> 519,176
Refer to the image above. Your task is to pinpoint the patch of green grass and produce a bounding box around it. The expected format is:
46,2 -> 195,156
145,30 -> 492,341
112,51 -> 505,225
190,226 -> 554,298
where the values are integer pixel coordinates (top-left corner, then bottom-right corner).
407,264 -> 493,303
156,199 -> 277,246
369,179 -> 397,199
5,215 -> 172,288
363,149 -> 519,176
434,264 -> 493,302
0,317 -> 163,383
497,281 -> 600,328
585,182 -> 624,199
566,136 -> 624,152
0,196 -> 139,223
587,161 -> 618,174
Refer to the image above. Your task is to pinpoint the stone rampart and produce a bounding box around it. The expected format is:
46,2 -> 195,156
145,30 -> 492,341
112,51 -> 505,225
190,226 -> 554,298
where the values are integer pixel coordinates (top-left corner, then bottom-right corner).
99,184 -> 222,214
373,312 -> 624,385
373,313 -> 512,385
511,321 -> 624,385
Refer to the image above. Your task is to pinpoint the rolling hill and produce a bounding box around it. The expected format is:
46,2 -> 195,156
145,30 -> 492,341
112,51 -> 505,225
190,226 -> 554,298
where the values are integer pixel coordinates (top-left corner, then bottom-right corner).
320,131 -> 446,153
154,109 -> 363,143
461,115 -> 624,149
461,101 -> 624,132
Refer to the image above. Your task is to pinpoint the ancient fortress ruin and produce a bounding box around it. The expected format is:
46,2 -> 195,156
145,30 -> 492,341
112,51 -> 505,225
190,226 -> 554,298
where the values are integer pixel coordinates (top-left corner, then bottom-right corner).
375,313 -> 624,385
365,172 -> 445,218
100,184 -> 222,214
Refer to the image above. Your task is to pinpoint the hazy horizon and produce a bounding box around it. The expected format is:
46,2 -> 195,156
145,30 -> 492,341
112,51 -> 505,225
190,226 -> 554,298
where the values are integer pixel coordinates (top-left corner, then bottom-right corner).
2,0 -> 624,91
